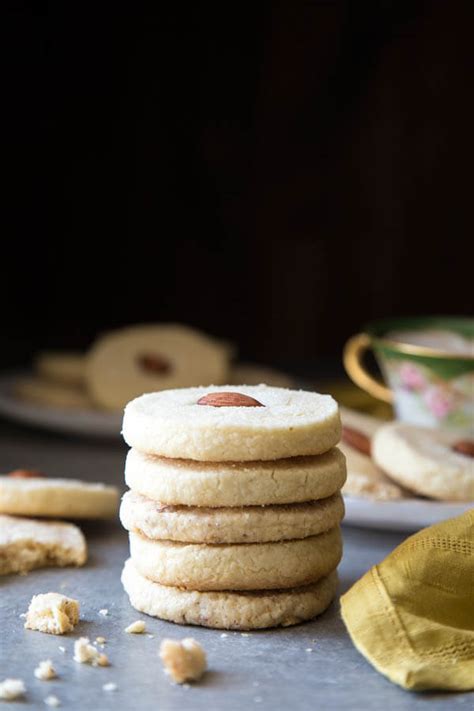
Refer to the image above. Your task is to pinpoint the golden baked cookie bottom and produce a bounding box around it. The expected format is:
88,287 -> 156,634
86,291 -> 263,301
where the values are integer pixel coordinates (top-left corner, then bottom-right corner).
121,558 -> 338,630
125,447 -> 346,507
120,490 -> 345,543
129,526 -> 342,591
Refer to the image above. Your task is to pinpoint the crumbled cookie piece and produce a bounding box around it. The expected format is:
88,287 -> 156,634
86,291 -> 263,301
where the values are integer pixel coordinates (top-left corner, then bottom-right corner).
24,593 -> 79,635
44,695 -> 61,707
159,638 -> 207,684
124,620 -> 146,634
0,678 -> 26,700
98,608 -> 108,616
34,660 -> 57,681
73,637 -> 109,667
95,636 -> 106,644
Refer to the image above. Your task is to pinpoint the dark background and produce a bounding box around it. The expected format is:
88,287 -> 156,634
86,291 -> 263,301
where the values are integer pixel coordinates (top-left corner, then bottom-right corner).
3,1 -> 472,373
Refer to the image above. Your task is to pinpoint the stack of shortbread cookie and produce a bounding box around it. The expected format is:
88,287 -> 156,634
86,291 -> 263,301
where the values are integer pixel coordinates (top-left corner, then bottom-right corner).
120,384 -> 346,630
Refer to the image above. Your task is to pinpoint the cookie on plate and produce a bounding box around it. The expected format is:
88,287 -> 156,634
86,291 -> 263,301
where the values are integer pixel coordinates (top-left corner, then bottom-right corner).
86,324 -> 230,411
339,407 -> 405,501
35,351 -> 86,387
122,385 -> 341,461
14,377 -> 91,409
122,558 -> 338,630
0,515 -> 87,575
372,422 -> 474,501
229,363 -> 294,388
0,473 -> 119,519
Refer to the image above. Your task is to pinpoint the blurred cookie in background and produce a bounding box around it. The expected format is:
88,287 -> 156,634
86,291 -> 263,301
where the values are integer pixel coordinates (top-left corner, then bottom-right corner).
34,351 -> 86,388
14,376 -> 92,410
85,324 -> 230,410
373,422 -> 474,502
339,407 -> 406,501
229,362 -> 294,389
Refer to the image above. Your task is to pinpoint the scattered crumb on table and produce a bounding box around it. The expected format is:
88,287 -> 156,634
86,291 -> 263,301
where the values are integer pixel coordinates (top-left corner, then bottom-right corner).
73,637 -> 109,667
34,660 -> 57,681
0,678 -> 26,701
124,620 -> 146,634
159,638 -> 207,684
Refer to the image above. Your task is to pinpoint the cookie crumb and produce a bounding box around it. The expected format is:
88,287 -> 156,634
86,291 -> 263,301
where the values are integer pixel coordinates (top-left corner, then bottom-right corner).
44,695 -> 61,707
24,593 -> 79,635
34,660 -> 57,681
0,678 -> 26,701
124,620 -> 146,634
241,632 -> 250,637
159,638 -> 207,684
147,634 -> 154,639
58,646 -> 66,654
73,637 -> 109,667
305,648 -> 313,653
220,633 -> 228,638
98,608 -> 109,616
102,682 -> 117,692
95,637 -> 106,645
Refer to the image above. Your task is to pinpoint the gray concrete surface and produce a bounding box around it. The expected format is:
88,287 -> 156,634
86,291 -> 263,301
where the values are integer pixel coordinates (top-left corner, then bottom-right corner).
0,421 -> 471,710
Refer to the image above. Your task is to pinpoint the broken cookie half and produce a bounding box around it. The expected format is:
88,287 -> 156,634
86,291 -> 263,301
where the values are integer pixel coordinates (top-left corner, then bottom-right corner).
0,515 -> 87,575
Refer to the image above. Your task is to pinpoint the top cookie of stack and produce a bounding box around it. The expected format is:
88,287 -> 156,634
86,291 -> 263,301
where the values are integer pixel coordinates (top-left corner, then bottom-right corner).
121,385 -> 346,630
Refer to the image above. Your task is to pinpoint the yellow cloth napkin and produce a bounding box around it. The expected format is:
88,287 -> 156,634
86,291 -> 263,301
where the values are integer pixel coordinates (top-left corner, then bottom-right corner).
340,509 -> 474,691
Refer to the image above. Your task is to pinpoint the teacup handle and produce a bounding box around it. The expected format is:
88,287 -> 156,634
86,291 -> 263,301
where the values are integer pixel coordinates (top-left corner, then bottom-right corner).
343,333 -> 393,403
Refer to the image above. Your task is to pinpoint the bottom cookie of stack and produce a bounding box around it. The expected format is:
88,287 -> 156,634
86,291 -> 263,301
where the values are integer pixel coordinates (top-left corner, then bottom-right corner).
122,558 -> 338,630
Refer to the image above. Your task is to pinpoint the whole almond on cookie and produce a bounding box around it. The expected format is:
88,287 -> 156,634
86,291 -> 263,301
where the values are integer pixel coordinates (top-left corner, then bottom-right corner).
197,392 -> 264,407
137,353 -> 171,374
8,469 -> 46,479
341,426 -> 371,456
452,440 -> 474,458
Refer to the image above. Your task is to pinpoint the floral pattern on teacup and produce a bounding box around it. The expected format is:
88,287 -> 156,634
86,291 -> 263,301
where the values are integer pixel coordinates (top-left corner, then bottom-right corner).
384,360 -> 472,431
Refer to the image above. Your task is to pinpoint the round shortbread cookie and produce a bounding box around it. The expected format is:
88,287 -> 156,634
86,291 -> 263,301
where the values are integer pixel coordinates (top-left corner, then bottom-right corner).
120,490 -> 344,543
122,385 -> 341,461
122,558 -> 338,630
15,377 -> 91,409
35,351 -> 86,387
0,514 -> 87,575
0,476 -> 119,519
372,422 -> 474,501
129,526 -> 342,591
125,447 -> 346,507
86,324 -> 229,411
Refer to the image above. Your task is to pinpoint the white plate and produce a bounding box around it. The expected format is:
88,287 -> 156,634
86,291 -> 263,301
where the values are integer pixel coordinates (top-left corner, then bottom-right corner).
343,495 -> 473,531
0,371 -> 122,438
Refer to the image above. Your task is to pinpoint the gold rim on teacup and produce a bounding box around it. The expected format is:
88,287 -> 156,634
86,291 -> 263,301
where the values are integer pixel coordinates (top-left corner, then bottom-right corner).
343,317 -> 474,405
